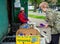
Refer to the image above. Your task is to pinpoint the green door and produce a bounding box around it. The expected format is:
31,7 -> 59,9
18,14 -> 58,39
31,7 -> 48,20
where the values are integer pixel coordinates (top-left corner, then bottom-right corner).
0,0 -> 8,41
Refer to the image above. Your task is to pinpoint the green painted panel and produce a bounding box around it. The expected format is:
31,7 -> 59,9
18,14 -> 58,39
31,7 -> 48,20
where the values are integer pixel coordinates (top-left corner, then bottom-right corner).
13,0 -> 28,23
14,8 -> 20,23
0,0 -> 8,41
20,0 -> 28,17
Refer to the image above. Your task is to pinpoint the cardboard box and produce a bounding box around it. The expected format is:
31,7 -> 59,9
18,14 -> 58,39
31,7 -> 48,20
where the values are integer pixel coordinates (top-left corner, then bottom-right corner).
16,28 -> 40,35
16,28 -> 40,44
16,35 -> 40,44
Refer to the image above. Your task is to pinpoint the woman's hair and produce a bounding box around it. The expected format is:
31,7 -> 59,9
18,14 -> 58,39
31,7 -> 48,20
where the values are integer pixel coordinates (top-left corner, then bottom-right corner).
39,2 -> 49,8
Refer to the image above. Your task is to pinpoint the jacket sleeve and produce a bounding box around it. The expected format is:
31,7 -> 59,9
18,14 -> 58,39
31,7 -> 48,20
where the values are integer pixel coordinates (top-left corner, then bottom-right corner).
46,11 -> 55,26
18,13 -> 28,23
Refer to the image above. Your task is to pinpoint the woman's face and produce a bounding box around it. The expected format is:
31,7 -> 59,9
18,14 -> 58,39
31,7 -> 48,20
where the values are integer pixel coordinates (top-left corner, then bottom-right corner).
22,10 -> 24,13
41,5 -> 48,12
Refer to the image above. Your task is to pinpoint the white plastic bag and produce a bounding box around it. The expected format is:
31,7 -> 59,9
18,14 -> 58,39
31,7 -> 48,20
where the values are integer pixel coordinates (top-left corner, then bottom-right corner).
40,28 -> 51,43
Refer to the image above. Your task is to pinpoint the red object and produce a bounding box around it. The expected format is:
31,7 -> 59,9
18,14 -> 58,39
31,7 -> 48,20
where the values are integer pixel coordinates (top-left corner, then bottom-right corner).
18,12 -> 28,24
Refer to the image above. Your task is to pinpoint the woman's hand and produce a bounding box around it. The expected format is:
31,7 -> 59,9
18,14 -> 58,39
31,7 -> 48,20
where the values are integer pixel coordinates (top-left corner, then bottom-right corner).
45,24 -> 48,28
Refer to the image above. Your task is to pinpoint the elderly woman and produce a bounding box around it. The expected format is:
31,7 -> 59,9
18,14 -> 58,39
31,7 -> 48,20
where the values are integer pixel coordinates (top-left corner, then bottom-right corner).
39,2 -> 60,44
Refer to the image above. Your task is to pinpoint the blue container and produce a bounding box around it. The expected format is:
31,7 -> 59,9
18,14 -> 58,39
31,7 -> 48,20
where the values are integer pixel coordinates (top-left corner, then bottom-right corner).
20,24 -> 29,28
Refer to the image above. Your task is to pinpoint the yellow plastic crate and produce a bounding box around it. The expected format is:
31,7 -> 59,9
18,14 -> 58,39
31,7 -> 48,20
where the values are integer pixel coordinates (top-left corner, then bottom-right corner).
16,35 -> 40,44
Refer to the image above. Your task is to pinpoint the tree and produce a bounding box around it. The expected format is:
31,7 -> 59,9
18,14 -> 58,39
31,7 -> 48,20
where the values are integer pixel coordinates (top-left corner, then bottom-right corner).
29,0 -> 42,12
57,0 -> 60,5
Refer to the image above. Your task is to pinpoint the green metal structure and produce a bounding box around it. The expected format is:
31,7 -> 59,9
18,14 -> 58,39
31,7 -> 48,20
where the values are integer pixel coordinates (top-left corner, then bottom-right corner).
12,0 -> 28,23
0,0 -> 28,41
20,0 -> 28,17
57,0 -> 60,5
0,0 -> 8,41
